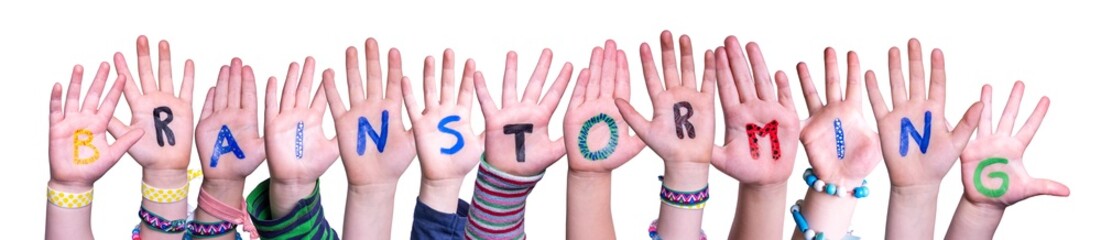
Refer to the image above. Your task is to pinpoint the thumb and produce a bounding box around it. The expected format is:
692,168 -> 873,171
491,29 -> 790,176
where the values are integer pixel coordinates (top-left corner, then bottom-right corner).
614,98 -> 650,137
950,101 -> 983,149
1028,178 -> 1070,197
108,129 -> 144,163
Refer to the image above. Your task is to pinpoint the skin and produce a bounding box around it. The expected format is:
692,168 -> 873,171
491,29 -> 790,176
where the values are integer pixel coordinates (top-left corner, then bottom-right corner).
789,48 -> 882,240
263,57 -> 340,218
106,36 -> 196,239
710,36 -> 800,240
321,38 -> 416,239
865,39 -> 983,240
945,81 -> 1070,239
401,49 -> 484,214
193,58 -> 267,240
564,40 -> 646,240
617,32 -> 717,239
46,63 -> 144,239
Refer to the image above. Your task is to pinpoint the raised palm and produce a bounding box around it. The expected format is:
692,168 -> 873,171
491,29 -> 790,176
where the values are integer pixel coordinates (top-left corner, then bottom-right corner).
476,49 -> 572,176
711,36 -> 799,185
264,57 -> 339,184
866,39 -> 982,187
959,82 -> 1069,206
196,58 -> 266,180
565,40 -> 646,173
50,63 -> 143,187
108,36 -> 194,170
403,49 -> 484,181
796,49 -> 881,184
324,39 -> 416,186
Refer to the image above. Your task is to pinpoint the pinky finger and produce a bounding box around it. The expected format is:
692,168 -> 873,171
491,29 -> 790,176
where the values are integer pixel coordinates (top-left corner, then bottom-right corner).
50,83 -> 63,124
1015,97 -> 1049,146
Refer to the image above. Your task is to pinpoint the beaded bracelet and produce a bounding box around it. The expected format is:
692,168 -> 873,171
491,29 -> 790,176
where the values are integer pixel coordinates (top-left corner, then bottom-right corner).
790,200 -> 860,240
657,176 -> 709,209
138,206 -> 188,234
802,168 -> 869,199
648,219 -> 707,240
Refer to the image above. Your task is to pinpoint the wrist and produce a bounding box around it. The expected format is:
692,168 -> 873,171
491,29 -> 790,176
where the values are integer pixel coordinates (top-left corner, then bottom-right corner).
418,177 -> 463,213
349,182 -> 398,197
890,183 -> 941,205
662,162 -> 710,190
739,181 -> 787,197
143,169 -> 188,188
567,170 -> 612,180
200,178 -> 246,204
48,180 -> 93,193
268,180 -> 317,217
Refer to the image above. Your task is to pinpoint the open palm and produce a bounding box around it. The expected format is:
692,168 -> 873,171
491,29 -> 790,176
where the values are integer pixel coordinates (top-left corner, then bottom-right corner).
403,49 -> 484,182
264,57 -> 339,185
196,58 -> 266,180
959,82 -> 1069,206
566,40 -> 646,173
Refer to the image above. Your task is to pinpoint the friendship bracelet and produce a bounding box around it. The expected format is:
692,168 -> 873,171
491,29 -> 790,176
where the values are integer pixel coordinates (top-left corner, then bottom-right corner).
46,187 -> 93,208
790,200 -> 861,240
188,220 -> 236,238
198,188 -> 258,239
131,225 -> 243,240
802,168 -> 869,199
647,219 -> 707,240
142,169 -> 204,203
138,206 -> 188,234
657,175 -> 709,209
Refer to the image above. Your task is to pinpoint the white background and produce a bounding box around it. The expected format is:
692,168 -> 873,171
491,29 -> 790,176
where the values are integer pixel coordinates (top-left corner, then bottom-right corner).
3,0 -> 1097,239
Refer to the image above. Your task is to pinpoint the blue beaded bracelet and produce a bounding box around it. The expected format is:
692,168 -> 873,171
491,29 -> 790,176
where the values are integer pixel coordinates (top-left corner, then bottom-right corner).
802,168 -> 869,199
790,200 -> 861,240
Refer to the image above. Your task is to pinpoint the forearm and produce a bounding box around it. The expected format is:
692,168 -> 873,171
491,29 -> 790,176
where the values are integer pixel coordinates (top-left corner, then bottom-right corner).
792,188 -> 857,240
343,183 -> 398,239
945,197 -> 1005,240
45,181 -> 93,240
140,168 -> 189,238
885,184 -> 942,240
657,162 -> 709,239
567,170 -> 615,239
194,179 -> 246,240
731,182 -> 787,240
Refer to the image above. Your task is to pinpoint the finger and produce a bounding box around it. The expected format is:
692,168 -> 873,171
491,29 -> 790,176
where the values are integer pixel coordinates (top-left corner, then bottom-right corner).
888,47 -> 908,107
281,62 -> 300,112
568,68 -> 590,108
614,98 -> 650,137
322,69 -> 347,118
473,71 -> 498,116
547,137 -> 567,165
82,62 -> 110,113
502,51 -> 519,108
599,40 -> 617,98
64,65 -> 83,114
199,87 -> 215,121
439,49 -> 457,105
422,56 -> 439,109
796,62 -> 822,114
243,65 -> 258,111
457,59 -> 476,108
614,50 -> 631,100
659,31 -> 681,88
401,76 -> 423,120
265,77 -> 278,124
107,129 -> 144,166
1016,96 -> 1049,146
180,60 -> 195,104
108,117 -> 129,138
522,49 -> 553,104
865,70 -> 888,118
929,49 -> 947,104
113,53 -> 141,103
978,85 -> 993,136
386,48 -> 404,101
823,48 -> 842,103
97,74 -> 127,120
228,58 -> 243,109
775,70 -> 795,109
844,51 -> 863,106
996,81 -> 1026,135
540,62 -> 573,113
345,46 -> 365,105
310,82 -> 327,114
136,36 -> 158,93
50,83 -> 63,124
1027,178 -> 1070,197
679,34 -> 697,90
724,36 -> 757,101
716,47 -> 741,107
365,38 -> 384,100
585,47 -> 603,100
214,65 -> 230,111
640,43 -> 664,101
950,101 -> 983,148
700,50 -> 716,97
907,39 -> 927,101
157,40 -> 175,94
296,57 -> 317,108
746,42 -> 774,101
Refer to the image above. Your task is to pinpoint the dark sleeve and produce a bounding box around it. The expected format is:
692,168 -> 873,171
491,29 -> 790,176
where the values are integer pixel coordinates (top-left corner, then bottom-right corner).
410,197 -> 470,240
247,178 -> 339,240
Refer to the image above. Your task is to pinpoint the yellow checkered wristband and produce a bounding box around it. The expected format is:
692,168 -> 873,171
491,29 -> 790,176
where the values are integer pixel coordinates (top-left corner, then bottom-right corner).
141,169 -> 203,204
47,187 -> 93,208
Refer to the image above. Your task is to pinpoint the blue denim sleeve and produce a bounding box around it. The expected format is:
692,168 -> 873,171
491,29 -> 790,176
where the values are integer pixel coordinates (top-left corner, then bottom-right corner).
410,197 -> 470,240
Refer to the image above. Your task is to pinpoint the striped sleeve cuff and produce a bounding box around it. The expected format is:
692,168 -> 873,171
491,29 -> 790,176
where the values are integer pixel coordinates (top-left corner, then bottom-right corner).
464,159 -> 544,240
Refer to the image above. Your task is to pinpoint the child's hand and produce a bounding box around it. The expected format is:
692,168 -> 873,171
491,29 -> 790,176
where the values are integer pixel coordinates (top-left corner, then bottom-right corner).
796,48 -> 882,185
866,39 -> 982,188
710,36 -> 799,185
49,63 -> 144,190
196,58 -> 266,181
960,82 -> 1069,207
565,40 -> 646,173
323,39 -> 415,186
107,36 -> 194,171
475,49 -> 572,176
403,49 -> 484,183
263,57 -> 339,188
